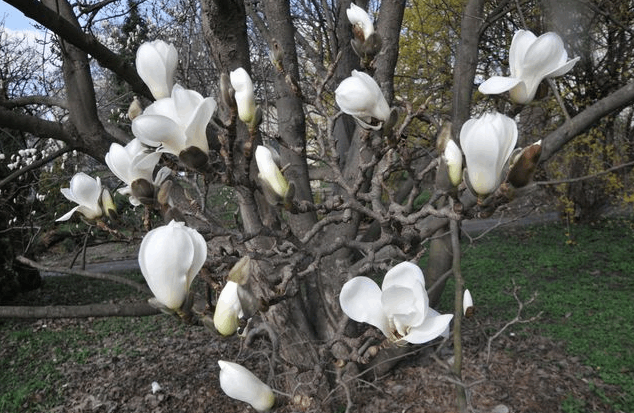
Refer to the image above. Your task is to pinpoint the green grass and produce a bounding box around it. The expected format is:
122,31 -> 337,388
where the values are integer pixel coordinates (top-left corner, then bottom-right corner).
0,270 -> 151,412
437,218 -> 634,412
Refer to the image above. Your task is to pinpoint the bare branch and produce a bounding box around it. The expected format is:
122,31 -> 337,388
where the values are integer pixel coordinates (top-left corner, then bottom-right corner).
16,256 -> 150,294
0,302 -> 160,319
2,0 -> 151,99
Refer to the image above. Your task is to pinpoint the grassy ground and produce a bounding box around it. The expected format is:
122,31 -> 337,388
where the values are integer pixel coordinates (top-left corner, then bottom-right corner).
436,217 -> 634,412
1,218 -> 633,412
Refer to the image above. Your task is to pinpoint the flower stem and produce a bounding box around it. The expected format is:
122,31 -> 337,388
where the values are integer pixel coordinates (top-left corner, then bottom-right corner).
450,218 -> 467,412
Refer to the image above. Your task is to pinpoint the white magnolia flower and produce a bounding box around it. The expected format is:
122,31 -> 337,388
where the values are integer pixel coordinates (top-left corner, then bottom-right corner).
136,40 -> 178,100
213,281 -> 244,336
229,68 -> 256,124
131,84 -> 216,155
339,262 -> 453,345
57,173 -> 114,221
218,360 -> 275,412
105,139 -> 165,206
335,70 -> 390,123
463,289 -> 474,316
443,139 -> 463,187
459,112 -> 517,196
255,145 -> 289,199
138,220 -> 207,310
479,30 -> 580,104
347,3 -> 374,41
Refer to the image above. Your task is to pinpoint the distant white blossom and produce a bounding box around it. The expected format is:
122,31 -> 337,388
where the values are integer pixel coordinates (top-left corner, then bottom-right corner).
479,30 -> 580,104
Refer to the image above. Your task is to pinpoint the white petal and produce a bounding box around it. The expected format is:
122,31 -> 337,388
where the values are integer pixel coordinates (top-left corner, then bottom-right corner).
463,289 -> 474,316
105,142 -> 133,184
130,150 -> 161,182
460,113 -> 517,195
523,32 -> 568,76
213,281 -> 242,336
55,205 -> 80,221
382,261 -> 425,290
172,84 -> 205,123
153,166 -> 172,187
230,68 -> 256,124
478,76 -> 522,95
339,276 -> 389,336
509,29 -> 537,78
136,41 -> 178,100
335,70 -> 390,121
69,173 -> 102,208
346,3 -> 374,40
139,221 -> 195,309
132,114 -> 187,155
444,140 -> 463,187
255,146 -> 288,197
218,361 -> 275,412
401,313 -> 453,344
381,286 -> 425,336
545,56 -> 580,78
182,225 -> 207,288
184,97 -> 216,153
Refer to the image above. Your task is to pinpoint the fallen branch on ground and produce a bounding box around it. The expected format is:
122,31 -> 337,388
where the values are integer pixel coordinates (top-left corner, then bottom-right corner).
0,302 -> 160,318
16,255 -> 149,294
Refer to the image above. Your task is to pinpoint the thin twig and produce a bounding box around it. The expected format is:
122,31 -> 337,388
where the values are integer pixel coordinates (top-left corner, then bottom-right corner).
486,279 -> 543,363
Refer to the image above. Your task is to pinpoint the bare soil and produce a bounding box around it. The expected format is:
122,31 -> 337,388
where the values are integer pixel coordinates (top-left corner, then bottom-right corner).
3,313 -> 618,413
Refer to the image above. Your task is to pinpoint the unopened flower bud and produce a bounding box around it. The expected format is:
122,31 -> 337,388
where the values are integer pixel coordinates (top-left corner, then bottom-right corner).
508,140 -> 542,188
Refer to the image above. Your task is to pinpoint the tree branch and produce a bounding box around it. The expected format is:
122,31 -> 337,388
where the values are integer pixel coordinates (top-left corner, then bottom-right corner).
0,95 -> 67,110
0,302 -> 160,318
0,105 -> 72,142
16,256 -> 150,294
541,80 -> 634,161
2,0 -> 151,99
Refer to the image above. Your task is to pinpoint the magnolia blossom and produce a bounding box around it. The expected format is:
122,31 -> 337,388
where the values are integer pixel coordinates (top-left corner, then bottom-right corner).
479,30 -> 579,104
229,68 -> 256,124
347,3 -> 374,41
131,84 -> 216,155
218,360 -> 275,412
57,173 -> 115,221
255,145 -> 289,200
138,220 -> 207,310
443,139 -> 463,187
136,40 -> 178,100
463,289 -> 474,316
213,281 -> 244,336
459,112 -> 517,196
105,139 -> 168,206
340,262 -> 453,345
335,70 -> 390,123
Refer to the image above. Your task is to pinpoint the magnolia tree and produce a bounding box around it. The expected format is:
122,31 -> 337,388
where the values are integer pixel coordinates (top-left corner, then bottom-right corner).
2,0 -> 634,411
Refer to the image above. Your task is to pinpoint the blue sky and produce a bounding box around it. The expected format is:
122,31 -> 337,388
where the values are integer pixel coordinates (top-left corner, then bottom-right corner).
0,2 -> 34,31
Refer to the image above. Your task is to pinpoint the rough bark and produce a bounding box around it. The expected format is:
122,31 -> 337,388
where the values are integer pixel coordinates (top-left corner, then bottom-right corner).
374,0 -> 406,103
451,0 -> 486,135
261,0 -> 317,236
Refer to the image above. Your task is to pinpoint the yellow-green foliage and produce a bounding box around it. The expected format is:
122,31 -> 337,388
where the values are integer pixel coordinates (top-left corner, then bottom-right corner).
545,117 -> 632,219
396,0 -> 465,141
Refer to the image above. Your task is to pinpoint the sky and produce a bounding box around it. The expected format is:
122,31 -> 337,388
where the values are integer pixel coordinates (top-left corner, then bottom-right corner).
0,2 -> 35,31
